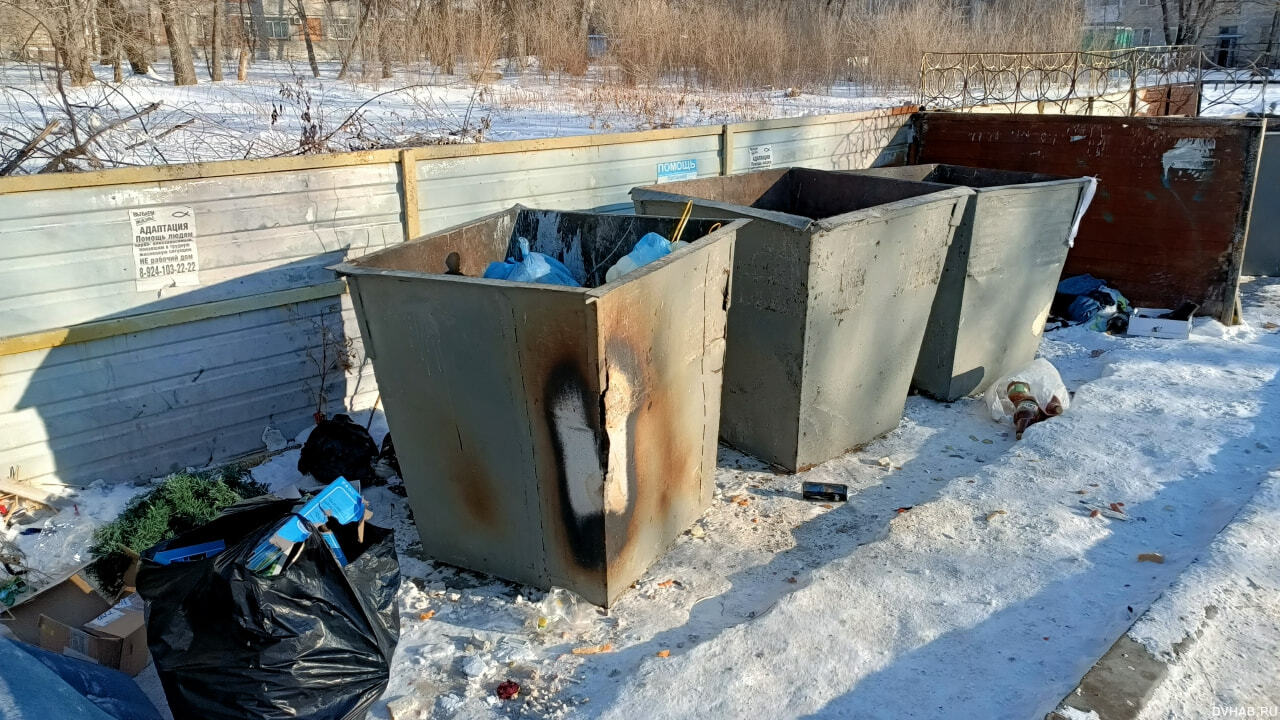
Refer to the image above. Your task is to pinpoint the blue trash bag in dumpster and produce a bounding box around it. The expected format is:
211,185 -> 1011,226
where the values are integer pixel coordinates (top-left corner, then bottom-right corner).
136,495 -> 400,720
483,237 -> 581,286
604,232 -> 682,283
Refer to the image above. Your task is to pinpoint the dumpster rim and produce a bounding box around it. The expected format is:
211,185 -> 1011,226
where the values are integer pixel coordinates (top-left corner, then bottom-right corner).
629,185 -> 814,231
330,206 -> 746,295
809,185 -> 974,233
844,165 -> 1094,196
631,175 -> 976,233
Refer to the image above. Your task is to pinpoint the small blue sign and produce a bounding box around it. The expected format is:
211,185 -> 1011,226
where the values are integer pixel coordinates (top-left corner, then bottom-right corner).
656,158 -> 698,183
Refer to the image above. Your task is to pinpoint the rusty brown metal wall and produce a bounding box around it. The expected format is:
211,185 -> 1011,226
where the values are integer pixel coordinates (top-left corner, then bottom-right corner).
337,208 -> 742,606
911,113 -> 1266,323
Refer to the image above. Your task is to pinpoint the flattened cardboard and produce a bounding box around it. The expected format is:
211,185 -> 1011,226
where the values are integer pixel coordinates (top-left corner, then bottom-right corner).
1,566 -> 109,647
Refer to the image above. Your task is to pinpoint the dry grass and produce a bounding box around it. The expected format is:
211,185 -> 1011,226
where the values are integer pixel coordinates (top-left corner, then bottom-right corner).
1,0 -> 1083,93
329,0 -> 1082,94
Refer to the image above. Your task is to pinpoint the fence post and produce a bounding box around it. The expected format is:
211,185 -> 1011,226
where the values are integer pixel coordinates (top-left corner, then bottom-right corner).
399,149 -> 421,242
1194,50 -> 1205,117
1128,52 -> 1139,116
721,124 -> 734,176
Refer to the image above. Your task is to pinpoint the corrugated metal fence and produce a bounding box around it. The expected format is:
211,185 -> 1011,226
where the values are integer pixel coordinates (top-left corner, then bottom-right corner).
0,106 -> 915,487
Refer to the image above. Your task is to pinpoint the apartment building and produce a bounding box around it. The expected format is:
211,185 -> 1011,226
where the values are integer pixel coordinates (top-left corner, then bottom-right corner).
1085,0 -> 1279,64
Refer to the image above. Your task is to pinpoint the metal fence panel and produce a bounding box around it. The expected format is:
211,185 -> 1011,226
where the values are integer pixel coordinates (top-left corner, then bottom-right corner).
0,163 -> 404,336
731,110 -> 915,174
414,135 -> 722,235
1,294 -> 373,486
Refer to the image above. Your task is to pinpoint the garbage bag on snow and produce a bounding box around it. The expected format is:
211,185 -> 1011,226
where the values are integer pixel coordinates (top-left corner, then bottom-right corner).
136,496 -> 400,720
984,358 -> 1070,423
298,414 -> 379,485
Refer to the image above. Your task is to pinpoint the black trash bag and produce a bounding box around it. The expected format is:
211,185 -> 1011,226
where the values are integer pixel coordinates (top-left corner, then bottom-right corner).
378,433 -> 400,478
137,496 -> 400,720
298,414 -> 379,485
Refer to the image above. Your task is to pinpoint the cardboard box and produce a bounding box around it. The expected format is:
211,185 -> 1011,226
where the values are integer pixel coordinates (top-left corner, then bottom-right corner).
1128,307 -> 1194,339
0,565 -> 149,676
39,591 -> 149,676
2,567 -> 108,647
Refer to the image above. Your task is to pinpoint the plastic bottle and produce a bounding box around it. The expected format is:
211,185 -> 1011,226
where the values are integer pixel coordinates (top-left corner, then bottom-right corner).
1007,380 -> 1043,439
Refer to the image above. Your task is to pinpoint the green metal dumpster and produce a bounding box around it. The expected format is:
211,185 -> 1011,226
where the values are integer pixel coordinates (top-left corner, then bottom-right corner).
631,168 -> 974,472
846,164 -> 1094,400
334,207 -> 743,607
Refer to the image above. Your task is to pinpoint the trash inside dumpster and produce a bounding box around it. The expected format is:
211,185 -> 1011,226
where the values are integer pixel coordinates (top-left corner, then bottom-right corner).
631,168 -> 973,473
137,490 -> 400,720
846,164 -> 1096,401
334,207 -> 744,607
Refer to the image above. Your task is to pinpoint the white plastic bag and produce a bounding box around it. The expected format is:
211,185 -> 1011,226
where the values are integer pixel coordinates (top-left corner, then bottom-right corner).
531,587 -> 598,635
984,358 -> 1070,422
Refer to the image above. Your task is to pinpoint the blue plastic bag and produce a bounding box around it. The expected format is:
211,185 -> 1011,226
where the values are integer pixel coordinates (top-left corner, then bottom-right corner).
483,237 -> 580,286
604,232 -> 676,283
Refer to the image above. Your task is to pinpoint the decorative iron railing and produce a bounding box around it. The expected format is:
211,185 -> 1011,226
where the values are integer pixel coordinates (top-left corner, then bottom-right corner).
1198,43 -> 1276,117
922,44 -> 1277,117
920,46 -> 1202,116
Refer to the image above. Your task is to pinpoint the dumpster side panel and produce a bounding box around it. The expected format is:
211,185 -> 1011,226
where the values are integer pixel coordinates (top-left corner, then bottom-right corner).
632,197 -> 808,469
796,198 -> 961,469
346,275 -> 600,596
1242,133 -> 1280,277
594,236 -> 736,603
715,222 -> 810,471
913,113 -> 1265,323
915,182 -> 1083,399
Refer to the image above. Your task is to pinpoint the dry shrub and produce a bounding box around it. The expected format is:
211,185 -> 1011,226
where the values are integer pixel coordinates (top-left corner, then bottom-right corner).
293,0 -> 1082,93
847,0 -> 1086,91
513,0 -> 590,77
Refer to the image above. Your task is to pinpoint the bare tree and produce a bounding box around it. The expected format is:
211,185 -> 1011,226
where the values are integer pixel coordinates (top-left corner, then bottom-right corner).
157,0 -> 196,85
1159,0 -> 1222,45
337,0 -> 374,80
99,0 -> 151,74
291,0 -> 321,78
46,0 -> 98,86
209,0 -> 224,81
1251,0 -> 1280,62
234,0 -> 252,80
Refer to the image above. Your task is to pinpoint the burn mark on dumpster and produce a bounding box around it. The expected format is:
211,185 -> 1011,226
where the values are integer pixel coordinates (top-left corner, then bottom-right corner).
544,362 -> 607,572
601,332 -> 694,573
452,436 -> 499,529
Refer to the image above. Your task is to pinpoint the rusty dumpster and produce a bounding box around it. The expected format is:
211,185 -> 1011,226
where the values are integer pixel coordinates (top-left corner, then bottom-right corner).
846,164 -> 1094,400
334,207 -> 742,607
631,168 -> 973,472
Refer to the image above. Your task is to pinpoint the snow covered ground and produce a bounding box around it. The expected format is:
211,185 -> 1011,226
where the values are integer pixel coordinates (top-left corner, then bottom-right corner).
0,60 -> 908,172
4,280 -> 1279,719
1,58 -> 1267,176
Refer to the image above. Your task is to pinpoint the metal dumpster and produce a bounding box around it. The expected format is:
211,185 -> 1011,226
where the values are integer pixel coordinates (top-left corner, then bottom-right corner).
334,207 -> 743,607
847,164 -> 1094,400
631,168 -> 974,472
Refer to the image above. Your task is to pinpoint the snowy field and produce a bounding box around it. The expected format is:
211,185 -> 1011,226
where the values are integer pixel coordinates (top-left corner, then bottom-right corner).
0,60 -> 908,172
0,59 -> 1269,175
5,278 -> 1279,719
